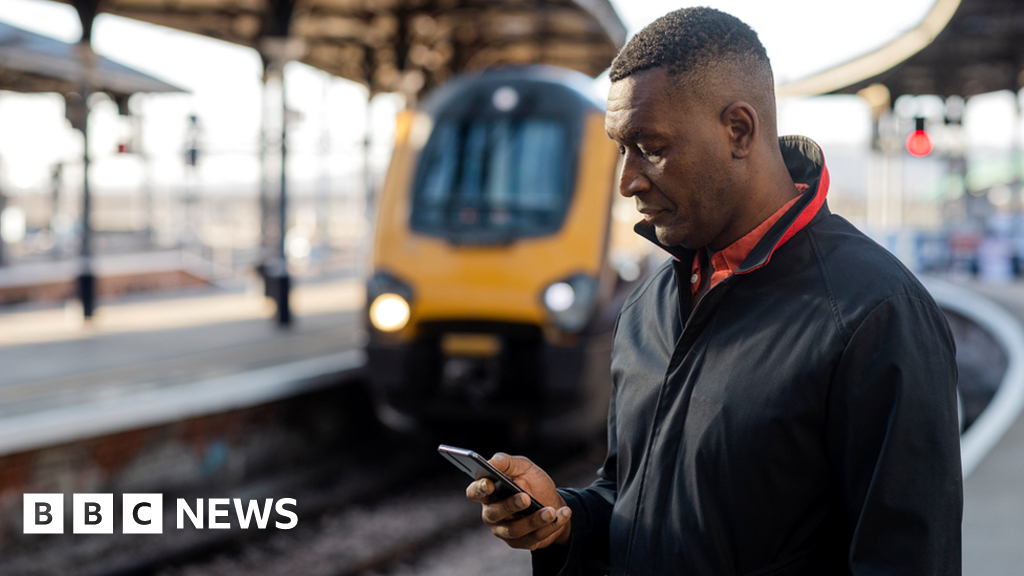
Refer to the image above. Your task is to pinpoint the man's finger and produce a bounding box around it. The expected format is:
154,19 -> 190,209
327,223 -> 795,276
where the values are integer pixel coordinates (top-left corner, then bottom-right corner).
482,492 -> 530,524
466,478 -> 494,502
492,506 -> 558,540
504,507 -> 572,551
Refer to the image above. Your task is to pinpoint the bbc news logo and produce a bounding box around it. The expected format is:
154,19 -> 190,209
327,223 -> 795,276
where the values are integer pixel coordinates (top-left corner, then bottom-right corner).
24,494 -> 297,534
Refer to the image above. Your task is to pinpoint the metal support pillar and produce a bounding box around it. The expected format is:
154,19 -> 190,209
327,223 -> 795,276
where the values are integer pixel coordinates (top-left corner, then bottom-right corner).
318,80 -> 331,255
944,95 -> 968,227
132,100 -> 155,248
259,36 -> 306,328
258,61 -> 271,295
1013,96 -> 1022,210
277,68 -> 291,326
71,0 -> 99,319
50,163 -> 62,258
76,41 -> 96,318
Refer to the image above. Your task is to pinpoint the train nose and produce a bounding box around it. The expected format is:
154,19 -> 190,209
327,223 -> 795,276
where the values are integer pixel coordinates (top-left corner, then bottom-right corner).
439,333 -> 502,405
441,357 -> 499,405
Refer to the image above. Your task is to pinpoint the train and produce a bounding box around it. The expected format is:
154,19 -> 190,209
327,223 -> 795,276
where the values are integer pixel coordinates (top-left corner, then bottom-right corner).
364,65 -> 650,442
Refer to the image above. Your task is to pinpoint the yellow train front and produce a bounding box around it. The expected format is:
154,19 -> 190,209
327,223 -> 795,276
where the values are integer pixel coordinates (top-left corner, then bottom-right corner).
365,66 -> 640,441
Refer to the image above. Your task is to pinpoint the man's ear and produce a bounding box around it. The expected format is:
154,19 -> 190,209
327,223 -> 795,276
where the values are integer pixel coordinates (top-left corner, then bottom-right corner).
721,101 -> 757,159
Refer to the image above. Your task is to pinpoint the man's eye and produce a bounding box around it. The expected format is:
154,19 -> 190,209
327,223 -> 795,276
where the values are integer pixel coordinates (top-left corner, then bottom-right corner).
641,149 -> 662,160
616,145 -> 626,156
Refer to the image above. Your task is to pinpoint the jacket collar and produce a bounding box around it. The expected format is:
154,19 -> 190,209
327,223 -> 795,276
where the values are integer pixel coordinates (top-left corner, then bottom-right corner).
634,135 -> 830,274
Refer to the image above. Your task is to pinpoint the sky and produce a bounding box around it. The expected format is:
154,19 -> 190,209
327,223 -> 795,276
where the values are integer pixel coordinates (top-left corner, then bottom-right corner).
0,0 -> 1018,202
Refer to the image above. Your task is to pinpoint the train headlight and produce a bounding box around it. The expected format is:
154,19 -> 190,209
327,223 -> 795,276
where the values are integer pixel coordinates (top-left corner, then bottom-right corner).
367,272 -> 414,333
542,275 -> 598,333
544,282 -> 575,312
370,293 -> 411,332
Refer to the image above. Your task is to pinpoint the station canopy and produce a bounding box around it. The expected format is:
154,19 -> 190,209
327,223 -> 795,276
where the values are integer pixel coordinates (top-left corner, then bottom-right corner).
52,0 -> 627,96
778,0 -> 1024,101
0,20 -> 183,97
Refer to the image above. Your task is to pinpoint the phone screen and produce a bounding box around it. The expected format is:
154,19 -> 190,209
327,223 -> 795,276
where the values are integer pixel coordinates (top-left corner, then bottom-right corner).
438,444 -> 545,519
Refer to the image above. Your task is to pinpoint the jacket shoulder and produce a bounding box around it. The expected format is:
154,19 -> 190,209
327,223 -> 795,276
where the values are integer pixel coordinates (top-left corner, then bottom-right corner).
806,214 -> 944,340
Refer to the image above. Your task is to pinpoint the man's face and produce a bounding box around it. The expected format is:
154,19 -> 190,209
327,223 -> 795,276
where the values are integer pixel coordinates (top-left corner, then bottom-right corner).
605,68 -> 739,250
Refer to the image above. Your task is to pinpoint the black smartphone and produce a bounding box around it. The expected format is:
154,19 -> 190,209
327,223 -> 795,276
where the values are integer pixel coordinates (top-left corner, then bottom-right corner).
438,444 -> 545,519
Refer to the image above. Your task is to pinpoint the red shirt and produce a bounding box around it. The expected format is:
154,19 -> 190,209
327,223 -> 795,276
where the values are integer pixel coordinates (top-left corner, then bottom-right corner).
690,184 -> 809,302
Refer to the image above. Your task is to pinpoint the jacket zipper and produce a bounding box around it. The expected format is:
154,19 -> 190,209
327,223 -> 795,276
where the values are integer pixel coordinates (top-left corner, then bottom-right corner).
622,269 -> 733,574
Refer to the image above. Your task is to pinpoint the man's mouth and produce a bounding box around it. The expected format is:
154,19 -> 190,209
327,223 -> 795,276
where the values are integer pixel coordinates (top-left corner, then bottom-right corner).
638,208 -> 667,223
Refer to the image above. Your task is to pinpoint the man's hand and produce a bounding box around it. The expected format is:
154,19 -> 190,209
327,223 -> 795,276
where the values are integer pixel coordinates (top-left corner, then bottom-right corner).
466,452 -> 572,551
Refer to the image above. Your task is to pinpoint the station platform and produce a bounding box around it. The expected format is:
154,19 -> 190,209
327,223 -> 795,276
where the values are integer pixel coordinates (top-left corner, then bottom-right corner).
937,278 -> 1024,575
0,273 -> 365,457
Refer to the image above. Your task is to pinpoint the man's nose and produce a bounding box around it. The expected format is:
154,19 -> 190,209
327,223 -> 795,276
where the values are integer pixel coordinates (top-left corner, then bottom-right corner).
618,155 -> 651,198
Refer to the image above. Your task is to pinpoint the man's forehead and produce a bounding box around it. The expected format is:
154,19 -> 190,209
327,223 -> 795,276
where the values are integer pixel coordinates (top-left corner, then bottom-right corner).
607,68 -> 670,108
606,69 -> 679,137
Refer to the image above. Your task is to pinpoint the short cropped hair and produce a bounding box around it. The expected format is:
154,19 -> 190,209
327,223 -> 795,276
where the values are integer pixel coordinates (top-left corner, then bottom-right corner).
609,7 -> 771,84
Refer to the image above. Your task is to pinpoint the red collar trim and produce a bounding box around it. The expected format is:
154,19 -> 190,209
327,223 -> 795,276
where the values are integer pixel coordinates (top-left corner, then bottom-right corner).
737,157 -> 830,275
691,190 -> 805,296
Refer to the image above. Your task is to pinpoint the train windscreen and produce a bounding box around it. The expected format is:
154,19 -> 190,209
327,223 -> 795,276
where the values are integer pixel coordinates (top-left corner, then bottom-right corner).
410,83 -> 584,243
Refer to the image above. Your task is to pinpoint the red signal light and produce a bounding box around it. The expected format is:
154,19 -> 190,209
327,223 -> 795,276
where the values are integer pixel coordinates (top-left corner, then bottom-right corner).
906,117 -> 933,157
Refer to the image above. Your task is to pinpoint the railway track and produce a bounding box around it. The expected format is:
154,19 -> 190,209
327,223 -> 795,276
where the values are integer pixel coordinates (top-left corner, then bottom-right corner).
145,436 -> 606,576
0,381 -> 420,576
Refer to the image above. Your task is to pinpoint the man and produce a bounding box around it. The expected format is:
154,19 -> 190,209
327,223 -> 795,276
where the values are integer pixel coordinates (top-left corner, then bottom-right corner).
467,7 -> 962,575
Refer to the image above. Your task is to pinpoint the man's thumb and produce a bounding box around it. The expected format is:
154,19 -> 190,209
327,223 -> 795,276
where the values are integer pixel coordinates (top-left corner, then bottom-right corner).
490,452 -> 531,477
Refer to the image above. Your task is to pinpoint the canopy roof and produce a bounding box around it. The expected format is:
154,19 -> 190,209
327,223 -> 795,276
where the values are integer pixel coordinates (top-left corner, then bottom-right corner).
0,20 -> 183,97
778,0 -> 1024,101
55,0 -> 626,96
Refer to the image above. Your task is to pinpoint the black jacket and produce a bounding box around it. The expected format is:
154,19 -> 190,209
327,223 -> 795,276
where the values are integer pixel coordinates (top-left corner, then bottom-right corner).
535,136 -> 962,575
